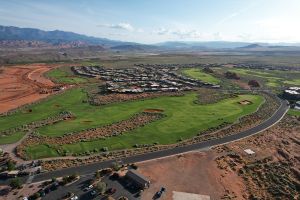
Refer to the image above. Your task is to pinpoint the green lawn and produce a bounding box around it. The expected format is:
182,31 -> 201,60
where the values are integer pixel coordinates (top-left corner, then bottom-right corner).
0,132 -> 25,145
0,87 -> 263,158
288,109 -> 300,116
25,144 -> 59,159
18,89 -> 263,158
0,89 -> 88,132
229,68 -> 300,87
46,67 -> 88,84
182,68 -> 221,84
61,94 -> 262,153
283,79 -> 300,85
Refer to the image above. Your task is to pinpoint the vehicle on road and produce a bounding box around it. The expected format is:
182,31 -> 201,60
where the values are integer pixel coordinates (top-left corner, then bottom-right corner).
106,187 -> 117,195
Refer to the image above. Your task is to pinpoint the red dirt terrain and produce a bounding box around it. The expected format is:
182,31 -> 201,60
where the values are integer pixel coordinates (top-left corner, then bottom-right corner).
0,64 -> 59,114
138,115 -> 300,200
138,151 -> 246,200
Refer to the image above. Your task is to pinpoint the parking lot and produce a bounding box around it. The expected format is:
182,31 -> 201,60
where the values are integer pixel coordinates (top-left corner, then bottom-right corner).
42,173 -> 140,200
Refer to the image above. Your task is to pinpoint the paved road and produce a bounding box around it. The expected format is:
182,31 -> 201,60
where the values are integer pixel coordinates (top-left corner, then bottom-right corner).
33,99 -> 289,183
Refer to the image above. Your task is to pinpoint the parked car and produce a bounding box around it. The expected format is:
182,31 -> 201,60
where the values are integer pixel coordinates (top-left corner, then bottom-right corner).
44,187 -> 50,194
83,186 -> 91,191
38,189 -> 46,197
70,196 -> 78,200
106,188 -> 116,195
90,190 -> 97,196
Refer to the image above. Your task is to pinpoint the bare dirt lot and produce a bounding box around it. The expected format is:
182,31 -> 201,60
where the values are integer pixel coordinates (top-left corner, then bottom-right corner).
0,64 -> 58,113
138,151 -> 246,200
138,115 -> 300,200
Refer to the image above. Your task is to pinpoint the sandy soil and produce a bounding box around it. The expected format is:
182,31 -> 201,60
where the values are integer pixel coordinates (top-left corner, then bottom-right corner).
0,64 -> 58,114
138,115 -> 300,200
0,182 -> 42,200
138,151 -> 246,200
233,80 -> 251,89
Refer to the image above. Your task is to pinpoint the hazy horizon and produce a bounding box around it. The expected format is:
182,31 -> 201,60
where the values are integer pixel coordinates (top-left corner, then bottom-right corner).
1,0 -> 300,44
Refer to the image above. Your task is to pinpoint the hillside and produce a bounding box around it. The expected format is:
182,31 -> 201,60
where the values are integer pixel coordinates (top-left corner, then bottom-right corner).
0,25 -> 134,47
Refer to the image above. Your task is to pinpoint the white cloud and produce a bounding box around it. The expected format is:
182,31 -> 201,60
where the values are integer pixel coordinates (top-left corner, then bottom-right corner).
98,22 -> 134,31
153,27 -> 226,41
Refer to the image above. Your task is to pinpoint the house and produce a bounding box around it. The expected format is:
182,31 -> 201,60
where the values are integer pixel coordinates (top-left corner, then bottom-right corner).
283,87 -> 300,100
295,101 -> 300,110
125,170 -> 150,189
2,170 -> 20,178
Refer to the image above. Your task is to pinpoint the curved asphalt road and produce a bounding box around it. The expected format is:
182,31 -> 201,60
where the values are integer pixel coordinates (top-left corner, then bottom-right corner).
33,99 -> 289,183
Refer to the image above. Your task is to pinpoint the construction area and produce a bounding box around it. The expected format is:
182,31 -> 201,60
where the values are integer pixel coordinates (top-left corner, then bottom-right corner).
0,64 -> 67,114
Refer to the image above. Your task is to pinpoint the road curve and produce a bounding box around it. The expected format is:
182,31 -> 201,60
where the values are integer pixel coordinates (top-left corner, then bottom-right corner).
33,99 -> 289,182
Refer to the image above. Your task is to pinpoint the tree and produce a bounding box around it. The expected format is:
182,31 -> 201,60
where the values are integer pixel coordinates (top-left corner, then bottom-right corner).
130,163 -> 138,170
95,171 -> 100,179
69,173 -> 77,180
51,177 -> 57,183
111,162 -> 120,171
7,160 -> 15,171
30,192 -> 40,199
10,178 -> 22,189
248,80 -> 260,87
95,182 -> 106,194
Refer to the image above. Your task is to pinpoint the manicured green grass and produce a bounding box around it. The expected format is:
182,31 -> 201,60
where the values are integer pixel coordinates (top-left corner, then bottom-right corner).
22,91 -> 263,158
0,88 -> 88,132
46,67 -> 88,84
0,132 -> 25,145
182,68 -> 221,84
61,94 -> 262,154
229,68 -> 300,87
1,87 -> 263,158
283,79 -> 300,85
25,144 -> 59,159
288,109 -> 300,116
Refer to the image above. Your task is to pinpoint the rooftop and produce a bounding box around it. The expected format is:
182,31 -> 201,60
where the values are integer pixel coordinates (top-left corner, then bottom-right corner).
125,169 -> 150,185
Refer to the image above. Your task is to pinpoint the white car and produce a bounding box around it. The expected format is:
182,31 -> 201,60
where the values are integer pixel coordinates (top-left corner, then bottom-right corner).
88,185 -> 94,189
84,184 -> 94,191
70,196 -> 78,200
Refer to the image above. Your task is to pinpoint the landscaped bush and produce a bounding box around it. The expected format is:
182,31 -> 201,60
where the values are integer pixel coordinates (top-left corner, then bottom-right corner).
9,178 -> 22,189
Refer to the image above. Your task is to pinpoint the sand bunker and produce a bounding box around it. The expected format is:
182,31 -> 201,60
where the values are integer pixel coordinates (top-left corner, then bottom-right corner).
143,109 -> 164,113
239,100 -> 252,105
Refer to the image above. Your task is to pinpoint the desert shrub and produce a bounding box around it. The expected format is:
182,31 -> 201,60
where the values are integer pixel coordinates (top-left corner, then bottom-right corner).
95,181 -> 106,194
9,178 -> 22,189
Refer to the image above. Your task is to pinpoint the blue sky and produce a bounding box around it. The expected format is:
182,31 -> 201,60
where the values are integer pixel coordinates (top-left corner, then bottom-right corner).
1,0 -> 300,43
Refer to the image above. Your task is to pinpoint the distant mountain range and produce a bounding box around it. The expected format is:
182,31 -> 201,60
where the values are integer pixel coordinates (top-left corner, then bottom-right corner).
0,25 -> 136,48
1,25 -> 300,51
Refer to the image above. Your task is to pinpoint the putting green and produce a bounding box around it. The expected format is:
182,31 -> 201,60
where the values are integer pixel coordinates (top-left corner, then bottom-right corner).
182,68 -> 221,84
